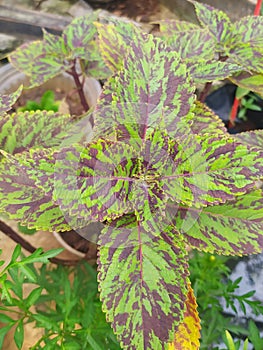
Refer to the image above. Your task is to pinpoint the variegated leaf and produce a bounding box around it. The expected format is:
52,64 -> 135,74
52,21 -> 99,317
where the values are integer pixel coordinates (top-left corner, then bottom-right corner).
230,71 -> 263,96
234,130 -> 263,149
229,43 -> 263,74
0,157 -> 71,231
0,111 -> 73,154
10,33 -> 69,87
93,102 -> 193,151
169,29 -> 214,61
96,35 -> 195,139
98,214 -> 189,350
97,19 -> 142,72
9,41 -> 44,76
190,101 -> 227,135
167,189 -> 263,255
62,12 -> 100,61
160,27 -> 215,61
187,59 -> 242,83
0,86 -> 23,115
169,284 -> 200,350
9,12 -> 107,87
43,140 -> 138,222
158,20 -> 200,35
232,16 -> 263,47
162,134 -> 263,207
189,0 -> 232,43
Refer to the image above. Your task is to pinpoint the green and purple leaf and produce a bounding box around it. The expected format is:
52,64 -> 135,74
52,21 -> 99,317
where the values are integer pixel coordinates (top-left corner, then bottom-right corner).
0,86 -> 23,115
190,101 -> 227,135
157,20 -> 200,35
62,12 -> 99,61
0,111 -> 73,154
160,25 -> 215,61
189,0 -> 232,43
186,59 -> 242,83
9,34 -> 69,87
96,35 -> 195,139
232,16 -> 263,47
167,189 -> 263,255
0,156 -> 71,231
230,71 -> 263,96
234,130 -> 263,149
97,19 -> 143,72
228,42 -> 263,74
98,214 -> 189,350
162,134 -> 263,207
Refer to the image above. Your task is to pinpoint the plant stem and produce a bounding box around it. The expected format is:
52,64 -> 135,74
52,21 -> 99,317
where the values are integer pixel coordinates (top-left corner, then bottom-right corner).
199,82 -> 213,102
0,220 -> 80,266
68,60 -> 90,113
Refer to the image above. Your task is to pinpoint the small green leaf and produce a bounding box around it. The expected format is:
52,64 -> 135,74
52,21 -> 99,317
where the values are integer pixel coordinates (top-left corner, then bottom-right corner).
14,319 -> 24,350
25,287 -> 42,307
225,330 -> 236,350
10,245 -> 21,264
0,313 -> 15,323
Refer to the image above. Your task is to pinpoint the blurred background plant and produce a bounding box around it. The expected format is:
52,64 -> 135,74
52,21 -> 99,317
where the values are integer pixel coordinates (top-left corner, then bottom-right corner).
189,251 -> 263,349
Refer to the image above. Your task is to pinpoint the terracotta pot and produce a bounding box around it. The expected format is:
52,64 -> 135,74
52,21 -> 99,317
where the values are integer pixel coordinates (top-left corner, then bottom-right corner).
53,223 -> 102,261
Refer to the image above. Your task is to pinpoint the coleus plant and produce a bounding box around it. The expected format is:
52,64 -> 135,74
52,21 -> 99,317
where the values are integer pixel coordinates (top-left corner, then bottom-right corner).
1,5 -> 263,350
8,11 -> 110,114
156,0 -> 263,99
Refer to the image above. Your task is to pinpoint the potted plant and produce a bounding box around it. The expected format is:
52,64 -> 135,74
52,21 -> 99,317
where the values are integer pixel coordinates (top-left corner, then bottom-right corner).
1,2 -> 263,349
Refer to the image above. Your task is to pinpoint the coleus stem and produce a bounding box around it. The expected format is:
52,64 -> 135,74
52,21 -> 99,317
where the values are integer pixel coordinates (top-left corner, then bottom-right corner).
229,0 -> 262,127
67,59 -> 90,114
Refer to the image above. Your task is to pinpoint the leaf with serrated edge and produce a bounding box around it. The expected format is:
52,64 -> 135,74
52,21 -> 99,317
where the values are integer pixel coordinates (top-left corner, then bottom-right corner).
188,0 -> 232,43
169,284 -> 201,350
1,148 -> 90,231
0,157 -> 71,231
167,189 -> 263,255
162,134 -> 263,207
234,130 -> 263,149
97,19 -> 143,72
98,214 -> 189,350
63,12 -> 101,61
230,72 -> 263,96
233,16 -> 263,47
95,35 -> 195,139
0,86 -> 23,114
190,101 -> 227,135
187,59 -> 242,83
163,28 -> 215,61
0,111 -> 73,154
